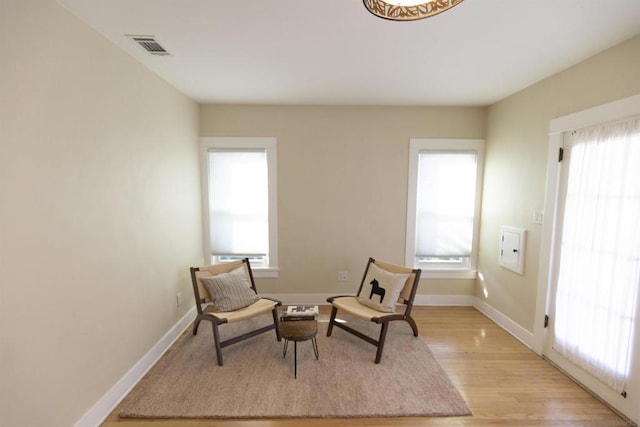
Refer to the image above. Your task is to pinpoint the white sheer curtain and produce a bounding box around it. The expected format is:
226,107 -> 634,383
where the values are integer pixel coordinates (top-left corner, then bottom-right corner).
554,116 -> 640,394
208,150 -> 268,256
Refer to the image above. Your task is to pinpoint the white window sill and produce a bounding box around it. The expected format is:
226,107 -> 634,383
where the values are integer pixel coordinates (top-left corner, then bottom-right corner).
419,269 -> 477,280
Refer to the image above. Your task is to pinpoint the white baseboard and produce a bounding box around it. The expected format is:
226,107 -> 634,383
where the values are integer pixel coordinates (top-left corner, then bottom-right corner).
262,293 -> 333,305
472,298 -> 534,349
74,306 -> 196,427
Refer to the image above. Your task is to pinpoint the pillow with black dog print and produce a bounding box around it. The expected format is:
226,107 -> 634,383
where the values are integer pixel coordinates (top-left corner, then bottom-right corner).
357,263 -> 409,313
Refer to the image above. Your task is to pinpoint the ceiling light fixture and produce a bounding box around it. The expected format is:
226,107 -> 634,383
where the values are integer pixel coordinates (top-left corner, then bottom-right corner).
363,0 -> 464,21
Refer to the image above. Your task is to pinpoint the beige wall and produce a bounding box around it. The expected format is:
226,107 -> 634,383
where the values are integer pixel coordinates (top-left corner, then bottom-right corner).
200,105 -> 486,296
2,1 -> 638,424
477,35 -> 640,332
0,1 -> 202,426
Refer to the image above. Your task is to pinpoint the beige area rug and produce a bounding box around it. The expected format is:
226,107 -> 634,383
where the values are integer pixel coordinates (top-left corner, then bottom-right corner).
119,313 -> 471,419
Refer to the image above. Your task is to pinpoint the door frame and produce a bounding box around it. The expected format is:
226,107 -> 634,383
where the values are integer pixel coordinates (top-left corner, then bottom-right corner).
534,93 -> 640,424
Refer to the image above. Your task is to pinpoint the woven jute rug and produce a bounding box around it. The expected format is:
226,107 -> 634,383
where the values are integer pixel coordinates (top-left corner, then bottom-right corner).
119,313 -> 471,419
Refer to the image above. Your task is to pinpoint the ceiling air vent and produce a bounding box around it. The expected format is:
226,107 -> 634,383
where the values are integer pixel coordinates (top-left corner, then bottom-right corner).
127,35 -> 170,56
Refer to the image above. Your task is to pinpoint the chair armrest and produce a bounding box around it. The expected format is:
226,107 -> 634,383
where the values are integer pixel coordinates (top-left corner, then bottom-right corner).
199,309 -> 229,324
327,295 -> 356,303
262,296 -> 282,306
372,313 -> 405,324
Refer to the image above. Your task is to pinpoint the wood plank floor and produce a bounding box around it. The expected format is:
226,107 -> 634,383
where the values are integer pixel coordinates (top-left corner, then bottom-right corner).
102,306 -> 630,426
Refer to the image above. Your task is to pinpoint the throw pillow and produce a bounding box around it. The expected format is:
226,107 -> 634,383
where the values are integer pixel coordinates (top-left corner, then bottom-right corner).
357,263 -> 410,313
201,266 -> 260,312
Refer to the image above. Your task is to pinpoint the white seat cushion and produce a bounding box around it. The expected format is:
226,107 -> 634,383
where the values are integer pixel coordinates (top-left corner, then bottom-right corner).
331,296 -> 404,321
203,298 -> 276,322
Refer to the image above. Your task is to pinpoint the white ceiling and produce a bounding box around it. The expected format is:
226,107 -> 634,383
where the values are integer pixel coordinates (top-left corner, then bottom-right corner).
59,0 -> 640,107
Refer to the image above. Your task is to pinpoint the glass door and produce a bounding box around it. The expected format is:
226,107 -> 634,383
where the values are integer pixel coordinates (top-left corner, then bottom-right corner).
543,117 -> 640,420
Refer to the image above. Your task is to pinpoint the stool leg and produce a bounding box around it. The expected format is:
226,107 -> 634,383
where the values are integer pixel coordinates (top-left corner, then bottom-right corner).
294,341 -> 298,379
312,337 -> 319,360
283,339 -> 288,357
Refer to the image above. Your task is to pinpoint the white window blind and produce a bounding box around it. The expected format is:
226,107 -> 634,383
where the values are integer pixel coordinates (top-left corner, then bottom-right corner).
406,139 -> 484,276
208,149 -> 268,256
415,151 -> 478,257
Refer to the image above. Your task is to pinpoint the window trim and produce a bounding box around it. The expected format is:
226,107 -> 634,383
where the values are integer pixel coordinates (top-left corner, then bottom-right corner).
406,138 -> 485,279
200,137 -> 279,277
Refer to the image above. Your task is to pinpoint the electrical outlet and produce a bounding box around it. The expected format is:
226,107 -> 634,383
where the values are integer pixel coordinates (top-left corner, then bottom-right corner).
176,291 -> 182,307
337,271 -> 349,281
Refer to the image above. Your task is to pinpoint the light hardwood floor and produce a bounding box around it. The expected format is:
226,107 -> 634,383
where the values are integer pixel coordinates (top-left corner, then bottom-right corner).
102,306 -> 630,426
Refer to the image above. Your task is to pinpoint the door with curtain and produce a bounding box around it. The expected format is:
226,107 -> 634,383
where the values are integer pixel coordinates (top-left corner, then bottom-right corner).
543,117 -> 640,420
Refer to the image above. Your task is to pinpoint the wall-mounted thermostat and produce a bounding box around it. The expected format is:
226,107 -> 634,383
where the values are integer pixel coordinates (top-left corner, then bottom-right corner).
499,226 -> 526,275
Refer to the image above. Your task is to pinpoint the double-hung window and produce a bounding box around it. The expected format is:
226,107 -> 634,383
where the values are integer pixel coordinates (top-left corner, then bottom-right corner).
200,137 -> 278,277
406,139 -> 484,278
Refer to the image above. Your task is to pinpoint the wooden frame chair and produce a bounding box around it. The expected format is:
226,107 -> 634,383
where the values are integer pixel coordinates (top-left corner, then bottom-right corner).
190,258 -> 281,366
326,257 -> 422,363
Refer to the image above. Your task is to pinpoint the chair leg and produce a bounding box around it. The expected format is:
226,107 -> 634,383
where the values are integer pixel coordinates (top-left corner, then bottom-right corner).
406,315 -> 419,337
375,322 -> 390,364
211,322 -> 224,366
272,307 -> 282,341
192,317 -> 201,335
327,306 -> 338,337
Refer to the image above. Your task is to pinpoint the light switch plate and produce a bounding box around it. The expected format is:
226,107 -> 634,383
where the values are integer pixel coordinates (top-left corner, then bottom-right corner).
532,209 -> 544,224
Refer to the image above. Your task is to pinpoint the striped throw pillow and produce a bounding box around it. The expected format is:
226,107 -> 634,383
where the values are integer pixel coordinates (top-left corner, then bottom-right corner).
201,266 -> 260,312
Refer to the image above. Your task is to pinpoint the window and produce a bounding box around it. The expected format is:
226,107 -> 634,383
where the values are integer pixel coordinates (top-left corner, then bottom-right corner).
406,139 -> 484,278
200,137 -> 278,277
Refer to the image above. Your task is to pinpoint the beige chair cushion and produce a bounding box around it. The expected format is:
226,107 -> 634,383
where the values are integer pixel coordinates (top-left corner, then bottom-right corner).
357,263 -> 409,312
332,296 -> 404,320
201,266 -> 259,312
203,298 -> 276,322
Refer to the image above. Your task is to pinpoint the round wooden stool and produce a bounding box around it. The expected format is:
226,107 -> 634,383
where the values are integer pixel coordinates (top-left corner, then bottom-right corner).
279,319 -> 319,378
